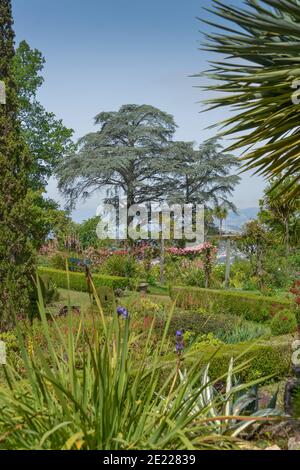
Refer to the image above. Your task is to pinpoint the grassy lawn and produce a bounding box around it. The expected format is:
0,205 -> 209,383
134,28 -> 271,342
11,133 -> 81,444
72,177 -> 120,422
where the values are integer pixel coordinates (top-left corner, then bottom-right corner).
46,288 -> 172,318
46,288 -> 92,316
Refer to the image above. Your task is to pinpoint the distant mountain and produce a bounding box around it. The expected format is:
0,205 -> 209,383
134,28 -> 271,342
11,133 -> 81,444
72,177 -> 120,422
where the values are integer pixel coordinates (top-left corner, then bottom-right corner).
225,207 -> 259,232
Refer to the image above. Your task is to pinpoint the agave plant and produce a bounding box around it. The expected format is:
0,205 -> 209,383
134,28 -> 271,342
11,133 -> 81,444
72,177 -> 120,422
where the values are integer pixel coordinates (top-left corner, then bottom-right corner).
172,359 -> 281,438
0,274 -> 282,450
200,0 -> 300,199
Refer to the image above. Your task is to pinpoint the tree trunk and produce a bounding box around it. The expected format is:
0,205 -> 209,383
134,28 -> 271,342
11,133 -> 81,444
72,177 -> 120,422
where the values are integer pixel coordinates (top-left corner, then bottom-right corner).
225,238 -> 231,289
285,217 -> 290,258
160,237 -> 165,285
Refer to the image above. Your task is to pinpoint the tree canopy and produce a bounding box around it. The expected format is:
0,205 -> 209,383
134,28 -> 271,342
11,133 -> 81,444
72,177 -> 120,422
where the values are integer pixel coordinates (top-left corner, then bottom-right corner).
57,104 -> 177,208
161,139 -> 240,210
259,177 -> 300,253
57,105 -> 240,220
13,40 -> 74,188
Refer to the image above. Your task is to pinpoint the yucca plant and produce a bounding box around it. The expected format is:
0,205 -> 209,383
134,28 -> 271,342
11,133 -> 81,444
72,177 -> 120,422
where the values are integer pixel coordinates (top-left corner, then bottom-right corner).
0,274 -> 281,450
171,360 -> 281,438
200,0 -> 300,199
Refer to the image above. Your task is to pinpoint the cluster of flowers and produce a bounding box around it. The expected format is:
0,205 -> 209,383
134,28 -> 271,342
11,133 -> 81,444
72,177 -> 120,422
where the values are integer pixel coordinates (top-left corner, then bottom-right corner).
117,306 -> 129,319
83,243 -> 159,265
167,242 -> 217,257
39,239 -> 59,255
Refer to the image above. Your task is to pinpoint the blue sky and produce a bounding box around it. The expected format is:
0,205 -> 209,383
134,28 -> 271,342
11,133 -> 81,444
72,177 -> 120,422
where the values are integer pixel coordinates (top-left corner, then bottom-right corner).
12,0 -> 265,221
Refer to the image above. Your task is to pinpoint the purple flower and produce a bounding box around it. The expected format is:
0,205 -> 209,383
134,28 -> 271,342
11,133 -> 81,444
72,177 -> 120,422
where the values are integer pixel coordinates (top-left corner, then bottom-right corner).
117,306 -> 129,319
176,342 -> 184,353
175,330 -> 184,354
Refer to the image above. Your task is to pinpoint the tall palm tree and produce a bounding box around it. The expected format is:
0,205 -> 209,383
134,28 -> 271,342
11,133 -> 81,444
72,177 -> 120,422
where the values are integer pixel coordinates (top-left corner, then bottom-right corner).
214,205 -> 228,236
200,0 -> 300,200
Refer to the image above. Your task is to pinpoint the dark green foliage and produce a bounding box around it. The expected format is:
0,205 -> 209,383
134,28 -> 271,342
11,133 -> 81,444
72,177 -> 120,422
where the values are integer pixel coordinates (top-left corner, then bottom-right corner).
12,40 -> 74,188
57,104 -> 176,209
170,286 -> 292,323
270,310 -> 297,336
0,1 -> 35,328
78,216 -> 101,249
292,387 -> 300,419
38,267 -> 130,292
163,139 -> 240,211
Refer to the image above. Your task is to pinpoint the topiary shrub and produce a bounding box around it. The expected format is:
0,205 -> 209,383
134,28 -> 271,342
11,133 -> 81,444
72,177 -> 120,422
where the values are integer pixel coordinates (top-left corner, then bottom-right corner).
270,310 -> 298,336
38,267 -> 130,292
186,336 -> 292,381
170,286 -> 293,323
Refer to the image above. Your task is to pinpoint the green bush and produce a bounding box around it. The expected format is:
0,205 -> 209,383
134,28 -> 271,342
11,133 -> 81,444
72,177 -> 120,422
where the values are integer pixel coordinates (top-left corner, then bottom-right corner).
49,253 -> 66,271
212,264 -> 226,288
230,259 -> 252,290
38,267 -> 130,292
185,336 -> 292,381
102,254 -> 140,278
270,310 -> 298,336
170,285 -> 292,323
182,266 -> 205,288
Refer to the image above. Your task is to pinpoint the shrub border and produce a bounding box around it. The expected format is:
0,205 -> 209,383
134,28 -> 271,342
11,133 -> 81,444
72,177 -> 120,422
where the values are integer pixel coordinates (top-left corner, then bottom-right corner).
38,267 -> 130,292
186,336 -> 292,381
170,285 -> 293,323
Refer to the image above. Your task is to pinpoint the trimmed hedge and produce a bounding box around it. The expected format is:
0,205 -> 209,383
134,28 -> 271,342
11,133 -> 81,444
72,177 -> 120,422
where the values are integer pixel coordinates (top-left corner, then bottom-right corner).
38,267 -> 130,292
185,336 -> 292,382
170,286 -> 292,323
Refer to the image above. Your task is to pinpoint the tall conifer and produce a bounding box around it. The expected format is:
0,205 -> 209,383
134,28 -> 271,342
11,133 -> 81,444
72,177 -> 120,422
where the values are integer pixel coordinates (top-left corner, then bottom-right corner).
0,0 -> 34,327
